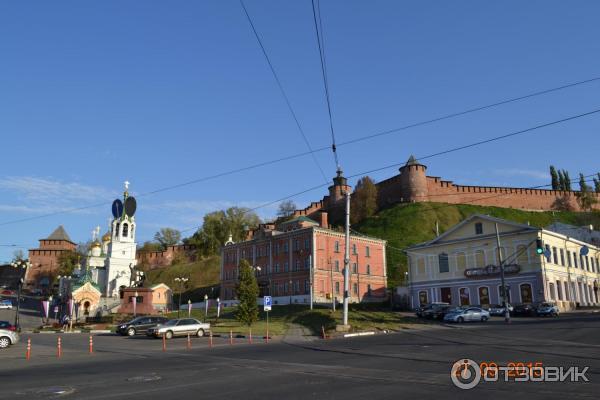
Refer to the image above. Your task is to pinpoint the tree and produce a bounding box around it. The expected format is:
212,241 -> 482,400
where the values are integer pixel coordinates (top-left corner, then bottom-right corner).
12,249 -> 24,262
551,195 -> 574,212
154,228 -> 181,249
350,176 -> 379,224
558,170 -> 566,191
594,173 -> 600,193
138,241 -> 162,252
550,166 -> 559,190
563,170 -> 572,191
57,250 -> 80,277
186,207 -> 261,257
575,173 -> 598,211
234,259 -> 259,327
277,200 -> 297,220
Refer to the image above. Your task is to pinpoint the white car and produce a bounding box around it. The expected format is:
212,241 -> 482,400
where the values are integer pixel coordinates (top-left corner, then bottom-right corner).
0,329 -> 19,348
0,300 -> 13,310
147,318 -> 210,339
444,307 -> 490,323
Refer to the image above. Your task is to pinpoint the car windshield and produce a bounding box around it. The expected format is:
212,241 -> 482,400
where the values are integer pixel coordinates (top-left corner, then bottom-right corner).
539,303 -> 553,307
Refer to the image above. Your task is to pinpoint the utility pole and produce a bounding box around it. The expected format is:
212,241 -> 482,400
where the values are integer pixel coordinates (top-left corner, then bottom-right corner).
309,254 -> 313,310
495,223 -> 510,324
342,190 -> 350,327
329,258 -> 335,311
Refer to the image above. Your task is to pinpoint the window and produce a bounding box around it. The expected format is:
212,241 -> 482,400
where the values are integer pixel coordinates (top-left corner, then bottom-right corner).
567,251 -> 572,267
520,283 -> 533,303
516,245 -> 528,265
544,245 -> 551,262
304,238 -> 310,249
352,244 -> 357,255
552,247 -> 558,265
334,260 -> 340,272
304,280 -> 309,293
416,257 -> 425,275
585,256 -> 590,271
115,223 -> 120,238
352,283 -> 358,295
352,263 -> 358,274
438,253 -> 449,273
573,252 -> 578,268
293,240 -> 299,251
284,262 -> 289,272
274,244 -> 279,256
563,281 -> 570,301
580,254 -> 584,270
334,241 -> 340,253
367,284 -> 372,297
495,247 -> 506,264
475,250 -> 485,268
559,249 -> 565,266
459,288 -> 470,306
475,222 -> 483,235
366,264 -> 371,275
274,263 -> 280,273
294,260 -> 300,271
366,246 -> 370,257
418,290 -> 428,305
304,258 -> 310,270
548,282 -> 555,301
478,287 -> 490,306
284,282 -> 289,293
556,280 -> 563,300
284,242 -> 289,253
335,281 -> 340,294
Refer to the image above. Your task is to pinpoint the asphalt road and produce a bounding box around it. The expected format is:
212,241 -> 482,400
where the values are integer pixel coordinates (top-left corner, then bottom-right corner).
1,313 -> 599,400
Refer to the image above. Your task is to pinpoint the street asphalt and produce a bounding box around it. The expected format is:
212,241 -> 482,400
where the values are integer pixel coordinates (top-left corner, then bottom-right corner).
0,311 -> 598,400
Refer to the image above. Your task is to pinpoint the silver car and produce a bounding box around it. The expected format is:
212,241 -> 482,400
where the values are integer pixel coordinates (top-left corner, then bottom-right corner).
0,329 -> 19,348
444,307 -> 490,323
147,318 -> 210,339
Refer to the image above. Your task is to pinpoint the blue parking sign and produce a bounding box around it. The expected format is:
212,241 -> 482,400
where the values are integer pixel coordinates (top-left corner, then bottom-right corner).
264,296 -> 272,311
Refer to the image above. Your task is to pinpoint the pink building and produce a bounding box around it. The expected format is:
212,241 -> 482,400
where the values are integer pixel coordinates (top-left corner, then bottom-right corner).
220,214 -> 387,305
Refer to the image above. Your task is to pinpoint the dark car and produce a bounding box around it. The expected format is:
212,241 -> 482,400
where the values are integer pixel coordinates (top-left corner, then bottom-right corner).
512,303 -> 536,317
420,303 -> 451,319
116,316 -> 169,336
0,321 -> 16,331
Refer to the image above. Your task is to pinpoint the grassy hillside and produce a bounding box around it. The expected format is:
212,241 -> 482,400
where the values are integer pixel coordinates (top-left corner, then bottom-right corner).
142,255 -> 221,302
355,202 -> 600,288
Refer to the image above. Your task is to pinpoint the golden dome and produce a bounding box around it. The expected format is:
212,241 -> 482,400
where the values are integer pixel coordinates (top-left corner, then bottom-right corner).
91,240 -> 101,248
102,232 -> 111,242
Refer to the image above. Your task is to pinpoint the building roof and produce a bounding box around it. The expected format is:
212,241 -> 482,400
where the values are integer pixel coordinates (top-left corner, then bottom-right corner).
45,225 -> 73,242
279,216 -> 319,226
151,283 -> 171,291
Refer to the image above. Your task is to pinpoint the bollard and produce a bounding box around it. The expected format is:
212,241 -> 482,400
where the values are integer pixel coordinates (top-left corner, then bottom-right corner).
209,331 -> 213,348
265,328 -> 269,344
89,335 -> 93,354
321,325 -> 327,339
162,333 -> 166,352
26,338 -> 31,360
186,334 -> 191,350
249,328 -> 252,344
229,329 -> 233,345
57,337 -> 62,358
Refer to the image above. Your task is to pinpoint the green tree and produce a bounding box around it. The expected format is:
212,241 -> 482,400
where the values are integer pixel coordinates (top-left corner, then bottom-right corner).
550,166 -> 559,190
576,173 -> 598,211
277,200 -> 297,221
234,259 -> 259,327
551,195 -> 573,212
154,228 -> 182,249
350,176 -> 379,224
57,250 -> 80,277
558,170 -> 566,191
138,241 -> 163,252
594,173 -> 600,193
186,207 -> 261,256
563,170 -> 572,191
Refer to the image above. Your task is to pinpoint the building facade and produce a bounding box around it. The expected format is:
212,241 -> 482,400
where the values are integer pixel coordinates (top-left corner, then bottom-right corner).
406,215 -> 600,311
220,215 -> 387,305
27,225 -> 77,290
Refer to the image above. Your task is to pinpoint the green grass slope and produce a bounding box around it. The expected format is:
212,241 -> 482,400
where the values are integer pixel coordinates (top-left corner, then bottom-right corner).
355,202 -> 600,288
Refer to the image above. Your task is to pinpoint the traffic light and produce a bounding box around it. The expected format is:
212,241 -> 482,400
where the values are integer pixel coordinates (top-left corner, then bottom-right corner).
535,239 -> 544,255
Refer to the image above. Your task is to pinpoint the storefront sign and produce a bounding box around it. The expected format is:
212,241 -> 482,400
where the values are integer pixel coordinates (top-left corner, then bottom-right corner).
464,264 -> 520,278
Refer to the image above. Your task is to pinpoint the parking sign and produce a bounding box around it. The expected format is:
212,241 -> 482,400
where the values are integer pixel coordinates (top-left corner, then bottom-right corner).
264,296 -> 272,311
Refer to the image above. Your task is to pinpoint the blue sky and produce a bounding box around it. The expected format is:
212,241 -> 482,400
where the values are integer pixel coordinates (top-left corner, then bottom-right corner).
1,1 -> 599,262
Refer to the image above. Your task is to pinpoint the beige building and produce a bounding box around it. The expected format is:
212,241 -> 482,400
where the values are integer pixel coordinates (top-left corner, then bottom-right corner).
151,283 -> 172,312
406,215 -> 600,311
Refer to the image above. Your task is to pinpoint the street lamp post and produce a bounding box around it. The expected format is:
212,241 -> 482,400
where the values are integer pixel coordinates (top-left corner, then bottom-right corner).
174,277 -> 189,318
133,291 -> 139,317
204,294 -> 209,321
10,259 -> 31,332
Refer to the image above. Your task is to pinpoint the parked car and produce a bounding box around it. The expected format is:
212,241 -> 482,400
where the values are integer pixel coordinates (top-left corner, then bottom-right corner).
147,318 -> 210,339
443,307 -> 490,323
535,302 -> 559,317
0,321 -> 16,331
0,329 -> 19,349
512,303 -> 536,317
0,300 -> 13,310
415,302 -> 450,317
488,303 -> 514,316
117,316 -> 170,336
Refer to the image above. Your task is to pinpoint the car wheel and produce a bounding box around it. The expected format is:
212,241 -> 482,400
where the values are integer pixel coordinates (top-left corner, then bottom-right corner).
457,317 -> 464,323
127,328 -> 136,337
196,329 -> 205,337
0,336 -> 11,348
481,316 -> 488,322
165,331 -> 173,340
552,312 -> 558,317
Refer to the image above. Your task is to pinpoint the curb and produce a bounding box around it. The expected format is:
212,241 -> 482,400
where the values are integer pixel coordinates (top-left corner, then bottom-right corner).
343,331 -> 376,338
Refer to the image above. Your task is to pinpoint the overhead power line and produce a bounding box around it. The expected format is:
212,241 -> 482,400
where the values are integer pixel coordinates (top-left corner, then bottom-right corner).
311,0 -> 340,170
239,0 -> 328,184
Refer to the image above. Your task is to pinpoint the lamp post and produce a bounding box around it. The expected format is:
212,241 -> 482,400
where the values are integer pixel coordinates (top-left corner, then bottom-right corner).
174,277 -> 188,318
47,295 -> 53,325
10,259 -> 31,332
204,294 -> 208,321
187,299 -> 192,317
133,291 -> 138,317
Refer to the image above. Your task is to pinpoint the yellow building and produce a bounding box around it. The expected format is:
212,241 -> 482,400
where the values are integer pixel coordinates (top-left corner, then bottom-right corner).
406,215 -> 600,311
150,283 -> 172,312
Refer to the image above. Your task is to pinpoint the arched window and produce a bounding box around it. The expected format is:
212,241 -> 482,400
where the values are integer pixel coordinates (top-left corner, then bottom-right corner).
115,223 -> 120,238
478,287 -> 490,306
130,224 -> 134,238
459,288 -> 470,306
122,223 -> 129,238
520,283 -> 533,303
418,290 -> 429,305
548,282 -> 556,301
